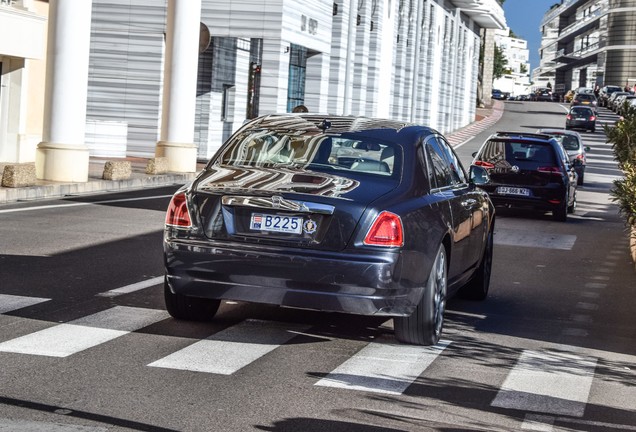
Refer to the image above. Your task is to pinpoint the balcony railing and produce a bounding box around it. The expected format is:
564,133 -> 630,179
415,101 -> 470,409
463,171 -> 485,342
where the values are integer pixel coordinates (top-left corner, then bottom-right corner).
541,0 -> 579,26
555,40 -> 605,60
558,5 -> 607,40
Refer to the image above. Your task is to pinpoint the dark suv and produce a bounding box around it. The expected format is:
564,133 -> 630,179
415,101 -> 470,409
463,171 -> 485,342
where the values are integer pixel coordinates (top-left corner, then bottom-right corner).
471,132 -> 579,221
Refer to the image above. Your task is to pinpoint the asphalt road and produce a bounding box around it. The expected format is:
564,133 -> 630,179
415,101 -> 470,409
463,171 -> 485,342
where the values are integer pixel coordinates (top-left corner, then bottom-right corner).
0,102 -> 634,432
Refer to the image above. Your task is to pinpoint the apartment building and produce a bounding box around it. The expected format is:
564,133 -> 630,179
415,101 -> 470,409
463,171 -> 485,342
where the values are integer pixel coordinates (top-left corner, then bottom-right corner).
533,0 -> 636,95
0,0 -> 505,182
493,28 -> 532,97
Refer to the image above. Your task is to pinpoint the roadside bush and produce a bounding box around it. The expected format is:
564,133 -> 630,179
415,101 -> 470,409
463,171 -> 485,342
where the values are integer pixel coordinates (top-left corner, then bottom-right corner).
604,102 -> 636,228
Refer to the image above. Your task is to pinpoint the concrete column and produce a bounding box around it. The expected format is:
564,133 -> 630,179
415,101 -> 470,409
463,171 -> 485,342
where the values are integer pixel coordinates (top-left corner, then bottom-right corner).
480,28 -> 496,108
156,0 -> 201,173
35,0 -> 92,182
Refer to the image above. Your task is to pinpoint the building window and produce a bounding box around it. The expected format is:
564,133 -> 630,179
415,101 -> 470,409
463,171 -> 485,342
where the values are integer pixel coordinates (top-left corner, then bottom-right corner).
333,2 -> 338,16
287,44 -> 307,112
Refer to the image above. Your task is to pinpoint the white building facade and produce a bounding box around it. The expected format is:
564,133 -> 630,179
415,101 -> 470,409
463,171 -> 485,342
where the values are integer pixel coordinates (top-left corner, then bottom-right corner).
493,28 -> 531,97
0,0 -> 505,182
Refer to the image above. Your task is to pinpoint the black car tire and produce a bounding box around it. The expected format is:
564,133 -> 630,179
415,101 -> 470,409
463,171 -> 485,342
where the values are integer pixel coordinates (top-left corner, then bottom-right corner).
394,244 -> 447,346
460,228 -> 493,301
553,198 -> 568,222
164,276 -> 220,321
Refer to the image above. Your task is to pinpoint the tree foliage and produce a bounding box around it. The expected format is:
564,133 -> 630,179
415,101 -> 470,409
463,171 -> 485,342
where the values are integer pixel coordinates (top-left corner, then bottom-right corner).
493,44 -> 508,81
605,104 -> 636,227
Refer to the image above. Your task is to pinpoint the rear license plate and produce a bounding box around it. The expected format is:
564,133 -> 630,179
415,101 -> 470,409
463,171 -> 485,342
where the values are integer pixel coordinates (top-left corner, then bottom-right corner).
250,213 -> 303,234
497,187 -> 530,196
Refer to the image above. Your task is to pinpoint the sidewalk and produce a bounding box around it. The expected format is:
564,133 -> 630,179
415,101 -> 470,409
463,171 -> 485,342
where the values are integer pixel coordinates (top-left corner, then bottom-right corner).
0,102 -> 505,205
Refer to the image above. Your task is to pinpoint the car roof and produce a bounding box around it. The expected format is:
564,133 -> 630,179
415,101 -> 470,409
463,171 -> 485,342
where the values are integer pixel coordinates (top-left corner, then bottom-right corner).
489,131 -> 555,144
537,128 -> 581,138
242,114 -> 434,136
570,105 -> 594,112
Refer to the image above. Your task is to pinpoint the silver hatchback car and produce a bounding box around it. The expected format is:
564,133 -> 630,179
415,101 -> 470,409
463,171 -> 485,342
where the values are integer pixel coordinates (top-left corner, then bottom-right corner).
537,128 -> 589,185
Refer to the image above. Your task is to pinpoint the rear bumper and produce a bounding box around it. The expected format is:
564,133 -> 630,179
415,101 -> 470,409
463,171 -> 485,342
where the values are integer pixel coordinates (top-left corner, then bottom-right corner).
164,239 -> 426,317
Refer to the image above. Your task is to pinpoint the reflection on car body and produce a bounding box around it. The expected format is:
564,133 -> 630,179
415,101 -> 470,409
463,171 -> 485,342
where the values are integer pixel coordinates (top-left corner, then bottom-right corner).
163,114 -> 496,346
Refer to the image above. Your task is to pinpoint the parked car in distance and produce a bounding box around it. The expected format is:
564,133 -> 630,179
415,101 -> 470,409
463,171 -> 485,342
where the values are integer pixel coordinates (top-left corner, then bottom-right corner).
616,95 -> 636,116
471,131 -> 578,222
566,106 -> 596,133
163,114 -> 496,346
609,92 -> 630,112
492,89 -> 505,100
598,85 -> 623,107
537,129 -> 590,185
534,87 -> 554,101
570,93 -> 598,111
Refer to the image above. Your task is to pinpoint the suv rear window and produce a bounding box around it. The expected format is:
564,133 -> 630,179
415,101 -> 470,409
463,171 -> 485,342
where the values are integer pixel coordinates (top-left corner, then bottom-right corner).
479,140 -> 557,169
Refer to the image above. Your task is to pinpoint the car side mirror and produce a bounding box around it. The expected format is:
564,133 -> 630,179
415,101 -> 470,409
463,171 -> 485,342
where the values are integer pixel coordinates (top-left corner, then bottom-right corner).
584,146 -> 591,152
469,165 -> 490,186
472,151 -> 477,158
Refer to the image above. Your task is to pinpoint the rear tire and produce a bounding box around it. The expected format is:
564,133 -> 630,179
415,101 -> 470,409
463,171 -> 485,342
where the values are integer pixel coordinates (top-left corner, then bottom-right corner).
460,228 -> 493,301
164,276 -> 220,321
553,198 -> 568,222
394,244 -> 447,346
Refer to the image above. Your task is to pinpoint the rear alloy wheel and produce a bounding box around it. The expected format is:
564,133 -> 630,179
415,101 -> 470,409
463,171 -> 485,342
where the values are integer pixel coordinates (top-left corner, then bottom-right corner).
394,244 -> 447,346
164,276 -> 220,321
568,190 -> 577,214
460,229 -> 493,301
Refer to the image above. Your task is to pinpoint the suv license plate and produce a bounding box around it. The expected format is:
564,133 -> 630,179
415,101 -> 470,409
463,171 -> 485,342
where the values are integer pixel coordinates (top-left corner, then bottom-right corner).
497,187 -> 530,196
250,213 -> 303,234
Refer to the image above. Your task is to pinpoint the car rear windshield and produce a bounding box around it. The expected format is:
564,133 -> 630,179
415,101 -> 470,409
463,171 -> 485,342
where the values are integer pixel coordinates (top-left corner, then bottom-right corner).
214,129 -> 400,176
570,107 -> 594,116
479,140 -> 557,168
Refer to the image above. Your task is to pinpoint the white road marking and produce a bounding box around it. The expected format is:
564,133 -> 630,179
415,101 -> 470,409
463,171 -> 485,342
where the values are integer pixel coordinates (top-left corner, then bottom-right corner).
148,319 -> 309,375
0,418 -> 108,431
315,340 -> 451,395
96,276 -> 163,297
0,195 -> 172,214
491,350 -> 597,417
494,230 -> 576,250
0,294 -> 49,314
0,306 -> 168,357
522,414 -> 636,431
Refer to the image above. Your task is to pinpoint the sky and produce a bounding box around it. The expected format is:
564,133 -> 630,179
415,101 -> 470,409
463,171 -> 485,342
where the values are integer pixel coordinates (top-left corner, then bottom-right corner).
502,0 -> 561,73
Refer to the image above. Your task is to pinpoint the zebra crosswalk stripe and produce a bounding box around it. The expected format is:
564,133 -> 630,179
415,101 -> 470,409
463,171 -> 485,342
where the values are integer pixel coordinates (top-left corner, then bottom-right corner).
315,340 -> 451,394
148,319 -> 310,375
0,306 -> 169,358
0,294 -> 49,314
491,349 -> 597,417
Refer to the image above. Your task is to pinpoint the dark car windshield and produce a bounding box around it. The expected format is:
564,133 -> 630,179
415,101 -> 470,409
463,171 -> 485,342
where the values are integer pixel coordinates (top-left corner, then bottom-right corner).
544,133 -> 580,151
214,129 -> 399,177
570,107 -> 594,117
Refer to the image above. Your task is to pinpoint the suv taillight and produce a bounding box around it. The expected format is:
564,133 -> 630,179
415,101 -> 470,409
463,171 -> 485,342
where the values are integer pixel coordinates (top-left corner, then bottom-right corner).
364,211 -> 403,247
537,166 -> 561,173
166,193 -> 192,228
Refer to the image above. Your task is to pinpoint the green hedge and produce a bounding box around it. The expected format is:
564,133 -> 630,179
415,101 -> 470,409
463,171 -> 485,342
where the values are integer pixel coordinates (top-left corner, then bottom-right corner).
605,102 -> 636,227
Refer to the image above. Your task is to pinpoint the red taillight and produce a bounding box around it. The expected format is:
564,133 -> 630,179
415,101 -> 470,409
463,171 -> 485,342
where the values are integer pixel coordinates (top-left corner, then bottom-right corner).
364,211 -> 404,247
537,166 -> 561,173
166,193 -> 192,227
566,114 -> 572,120
590,115 -> 596,121
474,160 -> 495,169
